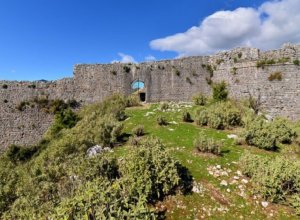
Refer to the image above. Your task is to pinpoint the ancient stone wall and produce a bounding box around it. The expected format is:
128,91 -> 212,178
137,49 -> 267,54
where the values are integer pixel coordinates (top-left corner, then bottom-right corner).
0,43 -> 300,150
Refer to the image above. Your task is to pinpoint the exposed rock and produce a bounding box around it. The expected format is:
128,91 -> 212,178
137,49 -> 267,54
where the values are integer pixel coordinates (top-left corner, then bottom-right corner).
220,180 -> 228,186
261,201 -> 269,208
227,134 -> 238,139
86,145 -> 111,157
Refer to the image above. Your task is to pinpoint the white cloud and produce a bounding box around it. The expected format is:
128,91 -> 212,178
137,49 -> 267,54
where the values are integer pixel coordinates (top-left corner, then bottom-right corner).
145,55 -> 156,62
111,53 -> 136,63
150,0 -> 300,56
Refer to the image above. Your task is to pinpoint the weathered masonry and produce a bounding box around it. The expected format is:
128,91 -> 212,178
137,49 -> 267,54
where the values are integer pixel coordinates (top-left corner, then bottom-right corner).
1,43 -> 300,149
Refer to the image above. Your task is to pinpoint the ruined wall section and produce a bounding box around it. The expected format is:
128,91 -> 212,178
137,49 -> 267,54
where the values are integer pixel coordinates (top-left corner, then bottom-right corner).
1,44 -> 300,150
0,105 -> 52,152
210,44 -> 300,120
73,56 -> 211,103
0,78 -> 75,150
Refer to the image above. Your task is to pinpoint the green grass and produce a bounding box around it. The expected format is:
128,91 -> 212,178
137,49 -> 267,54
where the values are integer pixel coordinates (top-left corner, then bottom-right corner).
116,104 -> 298,219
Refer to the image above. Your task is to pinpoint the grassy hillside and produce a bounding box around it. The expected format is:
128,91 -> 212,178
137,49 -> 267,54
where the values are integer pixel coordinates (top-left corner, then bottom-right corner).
1,94 -> 300,219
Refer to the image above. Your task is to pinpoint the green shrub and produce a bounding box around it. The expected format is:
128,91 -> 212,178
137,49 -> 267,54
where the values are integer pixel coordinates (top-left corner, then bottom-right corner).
206,77 -> 213,85
96,94 -> 127,121
28,84 -> 36,89
174,69 -> 181,76
244,118 -> 296,150
110,70 -> 117,75
268,71 -> 282,81
186,77 -> 192,84
159,102 -> 169,111
16,101 -> 30,111
216,59 -> 224,65
6,144 -> 38,163
157,116 -> 168,126
120,138 -> 182,202
194,134 -> 222,155
132,125 -> 145,136
205,65 -> 214,77
126,95 -> 140,107
195,108 -> 209,126
271,118 -> 297,144
244,119 -> 277,150
212,81 -> 228,101
195,102 -> 242,129
192,93 -> 207,106
97,117 -> 123,147
293,59 -> 300,66
2,84 -> 8,89
240,152 -> 300,205
277,57 -> 290,63
182,110 -> 192,122
50,109 -> 80,135
123,65 -> 131,73
128,136 -> 141,147
231,67 -> 237,75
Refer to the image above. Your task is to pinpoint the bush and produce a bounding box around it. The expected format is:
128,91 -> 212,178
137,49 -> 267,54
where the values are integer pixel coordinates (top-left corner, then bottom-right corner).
98,117 -> 124,147
174,69 -> 181,76
132,125 -> 145,136
157,116 -> 168,126
194,102 -> 242,129
97,94 -> 127,121
186,77 -> 192,84
268,71 -> 282,81
271,118 -> 297,144
195,108 -> 209,126
119,138 -> 182,202
126,95 -> 140,107
192,93 -> 207,106
128,136 -> 141,147
240,152 -> 300,206
182,110 -> 192,122
244,118 -> 296,150
212,81 -> 228,101
294,59 -> 300,66
2,84 -> 8,89
194,134 -> 222,155
6,144 -> 38,163
244,119 -> 277,150
50,109 -> 80,135
123,65 -> 131,73
28,84 -> 36,89
16,101 -> 30,111
159,102 -> 169,111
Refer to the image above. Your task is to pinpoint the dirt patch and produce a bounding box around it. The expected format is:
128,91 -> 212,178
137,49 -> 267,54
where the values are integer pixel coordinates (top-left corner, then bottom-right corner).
193,149 -> 219,159
202,181 -> 230,206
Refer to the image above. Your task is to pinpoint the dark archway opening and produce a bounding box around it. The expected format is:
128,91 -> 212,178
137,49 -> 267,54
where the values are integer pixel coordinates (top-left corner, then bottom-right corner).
139,92 -> 146,102
131,80 -> 146,102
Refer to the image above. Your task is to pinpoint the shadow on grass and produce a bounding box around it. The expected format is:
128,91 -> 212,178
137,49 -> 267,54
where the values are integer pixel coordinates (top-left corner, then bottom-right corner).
220,149 -> 230,156
176,163 -> 193,195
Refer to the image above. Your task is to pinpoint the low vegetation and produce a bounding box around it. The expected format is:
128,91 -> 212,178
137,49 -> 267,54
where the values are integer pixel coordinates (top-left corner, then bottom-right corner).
244,117 -> 297,150
212,81 -> 228,101
132,125 -> 145,136
195,101 -> 242,129
194,133 -> 222,155
240,152 -> 300,214
192,92 -> 207,106
268,71 -> 282,81
2,90 -> 300,219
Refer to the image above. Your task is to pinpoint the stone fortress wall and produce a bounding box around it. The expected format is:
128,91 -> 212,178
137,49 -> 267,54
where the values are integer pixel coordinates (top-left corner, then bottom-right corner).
0,44 -> 300,150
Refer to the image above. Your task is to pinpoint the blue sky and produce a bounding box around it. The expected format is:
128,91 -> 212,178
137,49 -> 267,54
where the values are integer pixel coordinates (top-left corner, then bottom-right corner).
0,0 -> 299,81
